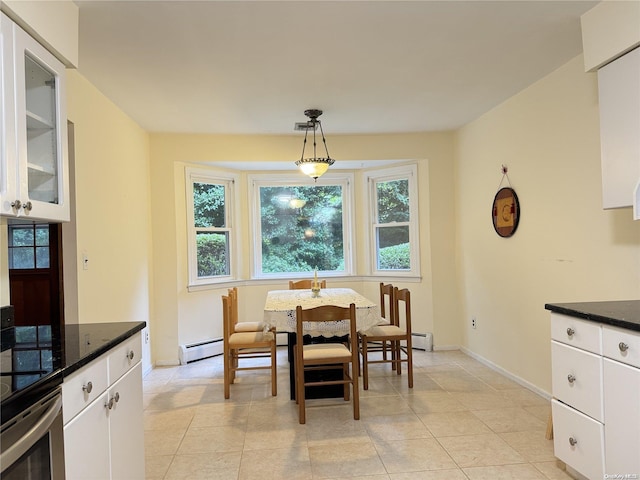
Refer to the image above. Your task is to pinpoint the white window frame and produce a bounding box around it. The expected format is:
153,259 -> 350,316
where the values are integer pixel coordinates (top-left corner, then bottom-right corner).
248,172 -> 355,279
186,166 -> 240,287
365,164 -> 421,277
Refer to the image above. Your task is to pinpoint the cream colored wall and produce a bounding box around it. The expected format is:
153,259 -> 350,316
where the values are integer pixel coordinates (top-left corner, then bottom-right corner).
149,132 -> 458,365
455,55 -> 640,394
66,71 -> 153,368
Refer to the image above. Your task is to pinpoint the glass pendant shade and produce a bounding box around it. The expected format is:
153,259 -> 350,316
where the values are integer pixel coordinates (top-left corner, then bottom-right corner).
295,109 -> 335,180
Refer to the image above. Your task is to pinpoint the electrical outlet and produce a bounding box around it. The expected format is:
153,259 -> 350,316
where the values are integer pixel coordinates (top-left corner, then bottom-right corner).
472,317 -> 476,329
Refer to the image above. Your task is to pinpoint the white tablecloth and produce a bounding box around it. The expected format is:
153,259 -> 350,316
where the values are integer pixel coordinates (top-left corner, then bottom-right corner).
263,288 -> 381,337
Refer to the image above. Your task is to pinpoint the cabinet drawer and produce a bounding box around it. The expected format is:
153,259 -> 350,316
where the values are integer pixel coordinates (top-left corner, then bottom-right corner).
603,325 -> 640,368
552,341 -> 603,422
552,399 -> 604,480
108,332 -> 142,384
550,313 -> 602,354
62,355 -> 109,424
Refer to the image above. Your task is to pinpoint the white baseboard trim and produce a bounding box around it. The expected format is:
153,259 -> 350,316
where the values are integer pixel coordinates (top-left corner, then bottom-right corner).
460,346 -> 551,400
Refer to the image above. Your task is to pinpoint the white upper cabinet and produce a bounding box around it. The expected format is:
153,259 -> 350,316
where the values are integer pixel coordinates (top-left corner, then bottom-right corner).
597,47 -> 640,210
1,12 -> 69,222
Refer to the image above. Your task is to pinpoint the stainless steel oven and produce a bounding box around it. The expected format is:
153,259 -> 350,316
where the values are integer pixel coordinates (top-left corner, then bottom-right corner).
1,387 -> 65,479
1,305 -> 65,479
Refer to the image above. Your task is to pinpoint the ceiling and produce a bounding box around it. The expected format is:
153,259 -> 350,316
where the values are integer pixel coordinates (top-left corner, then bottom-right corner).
75,0 -> 598,135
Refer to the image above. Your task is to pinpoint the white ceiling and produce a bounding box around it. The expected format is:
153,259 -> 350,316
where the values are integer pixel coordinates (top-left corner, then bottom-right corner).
75,0 -> 598,135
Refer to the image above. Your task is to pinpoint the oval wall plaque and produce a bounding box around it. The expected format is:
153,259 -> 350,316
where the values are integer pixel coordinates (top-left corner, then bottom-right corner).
492,187 -> 520,237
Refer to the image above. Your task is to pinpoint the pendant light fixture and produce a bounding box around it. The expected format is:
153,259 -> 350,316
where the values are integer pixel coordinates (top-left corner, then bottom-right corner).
295,109 -> 335,180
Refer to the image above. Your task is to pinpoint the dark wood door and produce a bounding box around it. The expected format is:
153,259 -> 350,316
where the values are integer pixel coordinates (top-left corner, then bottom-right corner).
8,223 -> 64,332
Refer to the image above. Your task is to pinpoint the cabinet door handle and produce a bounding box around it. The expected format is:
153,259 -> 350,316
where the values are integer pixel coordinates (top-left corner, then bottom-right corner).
22,201 -> 32,212
105,397 -> 115,410
566,328 -> 575,337
10,200 -> 21,210
82,381 -> 93,394
619,342 -> 629,352
114,392 -> 120,403
567,374 -> 576,384
127,350 -> 135,361
568,436 -> 578,446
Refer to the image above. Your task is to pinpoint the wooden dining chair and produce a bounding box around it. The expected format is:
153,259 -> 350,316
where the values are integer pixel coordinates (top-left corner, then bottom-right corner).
289,279 -> 327,290
222,294 -> 277,399
358,287 -> 413,390
228,287 -> 268,332
294,304 -> 359,424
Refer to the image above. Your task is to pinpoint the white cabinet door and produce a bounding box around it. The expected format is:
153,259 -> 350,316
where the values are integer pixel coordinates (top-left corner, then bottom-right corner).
64,391 -> 111,480
109,363 -> 145,480
1,13 -> 18,212
598,47 -> 640,210
604,358 -> 640,476
0,13 -> 69,222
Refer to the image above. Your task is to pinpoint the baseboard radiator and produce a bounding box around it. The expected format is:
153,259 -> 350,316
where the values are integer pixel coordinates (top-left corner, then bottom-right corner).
412,332 -> 433,351
179,338 -> 223,365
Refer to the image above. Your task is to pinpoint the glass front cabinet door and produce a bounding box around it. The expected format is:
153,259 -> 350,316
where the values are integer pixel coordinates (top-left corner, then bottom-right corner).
1,13 -> 69,222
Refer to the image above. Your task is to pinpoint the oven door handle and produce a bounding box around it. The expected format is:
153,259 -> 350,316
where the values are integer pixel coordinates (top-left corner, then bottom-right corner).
0,394 -> 63,470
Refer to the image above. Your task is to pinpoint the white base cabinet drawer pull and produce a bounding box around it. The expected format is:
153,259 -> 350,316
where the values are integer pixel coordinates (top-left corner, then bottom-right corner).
568,436 -> 578,447
619,342 -> 629,352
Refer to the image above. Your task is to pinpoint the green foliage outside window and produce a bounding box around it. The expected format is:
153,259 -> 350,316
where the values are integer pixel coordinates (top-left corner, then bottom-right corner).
193,182 -> 229,277
259,185 -> 344,273
376,179 -> 411,270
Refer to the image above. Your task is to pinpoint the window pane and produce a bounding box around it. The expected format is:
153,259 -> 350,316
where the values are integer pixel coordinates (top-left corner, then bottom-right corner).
377,179 -> 409,223
377,225 -> 410,270
35,226 -> 49,246
10,247 -> 35,269
196,232 -> 229,277
260,185 -> 344,273
36,247 -> 50,268
9,226 -> 34,247
193,182 -> 226,228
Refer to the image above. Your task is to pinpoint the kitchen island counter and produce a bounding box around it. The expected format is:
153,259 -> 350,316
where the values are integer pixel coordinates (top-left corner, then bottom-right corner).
63,321 -> 146,376
545,300 -> 640,332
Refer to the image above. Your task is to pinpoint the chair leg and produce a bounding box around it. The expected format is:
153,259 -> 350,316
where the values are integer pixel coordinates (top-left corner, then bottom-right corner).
362,337 -> 369,390
343,363 -> 350,401
352,362 -> 360,420
407,342 -> 414,389
223,348 -> 231,399
396,341 -> 402,376
271,342 -> 277,397
296,346 -> 306,424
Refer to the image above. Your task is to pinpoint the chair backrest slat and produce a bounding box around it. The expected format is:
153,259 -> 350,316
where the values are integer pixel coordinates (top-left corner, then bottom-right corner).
379,282 -> 394,325
289,279 -> 327,290
295,304 -> 357,342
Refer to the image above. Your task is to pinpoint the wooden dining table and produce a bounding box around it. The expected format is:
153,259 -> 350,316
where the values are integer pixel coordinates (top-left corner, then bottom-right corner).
263,287 -> 381,399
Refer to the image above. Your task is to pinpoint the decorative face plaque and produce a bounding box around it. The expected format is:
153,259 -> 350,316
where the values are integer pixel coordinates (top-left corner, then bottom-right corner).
492,187 -> 520,237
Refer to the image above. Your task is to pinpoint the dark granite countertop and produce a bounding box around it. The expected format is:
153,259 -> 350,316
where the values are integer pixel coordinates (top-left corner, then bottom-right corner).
545,300 -> 640,332
63,321 -> 146,376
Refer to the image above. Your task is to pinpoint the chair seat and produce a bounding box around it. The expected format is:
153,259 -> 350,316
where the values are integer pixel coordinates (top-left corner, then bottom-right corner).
229,331 -> 274,346
234,321 -> 266,332
362,325 -> 406,337
303,343 -> 352,361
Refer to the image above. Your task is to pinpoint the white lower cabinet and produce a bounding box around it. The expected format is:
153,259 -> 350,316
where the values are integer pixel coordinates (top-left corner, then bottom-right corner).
551,313 -> 640,479
63,333 -> 145,480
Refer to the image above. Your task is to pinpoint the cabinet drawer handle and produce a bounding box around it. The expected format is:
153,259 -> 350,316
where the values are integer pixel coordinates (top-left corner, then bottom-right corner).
566,328 -> 575,337
82,381 -> 93,394
127,350 -> 135,361
568,436 -> 578,446
619,342 -> 629,352
567,374 -> 576,384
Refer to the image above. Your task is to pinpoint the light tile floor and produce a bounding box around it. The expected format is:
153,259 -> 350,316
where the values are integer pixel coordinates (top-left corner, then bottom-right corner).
143,348 -> 573,480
